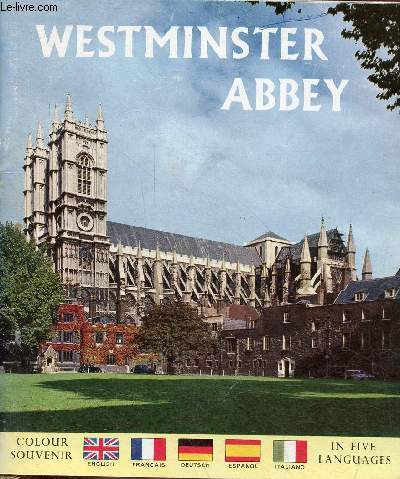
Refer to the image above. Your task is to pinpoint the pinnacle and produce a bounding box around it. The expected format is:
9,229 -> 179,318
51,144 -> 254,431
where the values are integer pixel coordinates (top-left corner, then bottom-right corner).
300,234 -> 311,263
347,224 -> 356,253
26,132 -> 33,150
318,216 -> 328,248
36,123 -> 45,148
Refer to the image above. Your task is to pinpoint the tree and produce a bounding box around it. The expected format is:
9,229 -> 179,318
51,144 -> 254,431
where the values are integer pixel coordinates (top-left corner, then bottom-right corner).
0,223 -> 64,366
138,302 -> 216,374
329,3 -> 400,111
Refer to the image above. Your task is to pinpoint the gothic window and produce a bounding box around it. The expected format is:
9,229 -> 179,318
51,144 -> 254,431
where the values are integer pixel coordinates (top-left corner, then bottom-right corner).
77,155 -> 92,196
79,246 -> 93,270
57,150 -> 62,197
116,333 -> 124,345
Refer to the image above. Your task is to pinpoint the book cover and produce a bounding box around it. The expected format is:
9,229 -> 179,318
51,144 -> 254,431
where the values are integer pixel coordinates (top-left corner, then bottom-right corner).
0,1 -> 399,478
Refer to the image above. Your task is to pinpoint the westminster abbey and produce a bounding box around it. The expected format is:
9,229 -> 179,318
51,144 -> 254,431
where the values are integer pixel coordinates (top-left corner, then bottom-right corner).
24,95 -> 360,325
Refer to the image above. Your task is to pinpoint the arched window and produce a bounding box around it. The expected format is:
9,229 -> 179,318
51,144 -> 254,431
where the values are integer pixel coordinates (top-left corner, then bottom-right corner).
77,155 -> 92,195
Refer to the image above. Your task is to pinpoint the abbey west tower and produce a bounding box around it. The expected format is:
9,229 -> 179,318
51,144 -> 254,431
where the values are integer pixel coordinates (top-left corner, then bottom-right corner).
24,94 -> 360,324
24,95 -> 110,303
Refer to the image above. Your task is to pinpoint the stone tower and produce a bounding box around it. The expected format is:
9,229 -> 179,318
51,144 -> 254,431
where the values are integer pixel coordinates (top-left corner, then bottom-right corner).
24,94 -> 110,296
23,125 -> 47,244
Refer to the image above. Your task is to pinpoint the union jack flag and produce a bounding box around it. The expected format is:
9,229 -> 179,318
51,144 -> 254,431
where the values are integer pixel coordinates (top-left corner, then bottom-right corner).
83,437 -> 120,461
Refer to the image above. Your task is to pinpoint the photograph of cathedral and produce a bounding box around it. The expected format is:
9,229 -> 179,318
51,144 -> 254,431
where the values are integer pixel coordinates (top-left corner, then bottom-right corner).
23,95 -> 400,378
1,1 -> 400,459
23,95 -> 360,319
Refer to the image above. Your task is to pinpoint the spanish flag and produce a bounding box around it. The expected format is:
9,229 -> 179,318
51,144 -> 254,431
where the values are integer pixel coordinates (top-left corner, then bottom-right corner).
178,439 -> 213,461
225,439 -> 261,462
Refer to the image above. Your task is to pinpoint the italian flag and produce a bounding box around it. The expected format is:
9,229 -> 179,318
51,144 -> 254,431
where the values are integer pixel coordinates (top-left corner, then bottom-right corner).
273,440 -> 307,463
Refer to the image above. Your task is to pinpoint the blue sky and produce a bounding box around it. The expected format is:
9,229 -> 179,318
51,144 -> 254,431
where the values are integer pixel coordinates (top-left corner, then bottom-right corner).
0,0 -> 399,277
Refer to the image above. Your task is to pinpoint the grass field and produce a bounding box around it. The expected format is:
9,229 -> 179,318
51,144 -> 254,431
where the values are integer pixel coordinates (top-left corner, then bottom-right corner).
0,374 -> 399,436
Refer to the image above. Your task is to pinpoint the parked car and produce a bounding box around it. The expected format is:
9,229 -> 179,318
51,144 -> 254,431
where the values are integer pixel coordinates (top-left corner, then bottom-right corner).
78,364 -> 102,373
345,369 -> 374,380
131,364 -> 156,374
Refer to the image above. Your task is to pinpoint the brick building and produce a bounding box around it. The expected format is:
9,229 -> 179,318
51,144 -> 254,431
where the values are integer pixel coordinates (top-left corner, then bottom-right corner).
219,271 -> 400,378
38,304 -> 139,372
178,304 -> 260,375
38,272 -> 400,377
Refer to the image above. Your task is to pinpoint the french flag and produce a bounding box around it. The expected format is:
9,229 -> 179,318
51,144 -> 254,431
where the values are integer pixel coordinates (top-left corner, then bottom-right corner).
131,438 -> 166,461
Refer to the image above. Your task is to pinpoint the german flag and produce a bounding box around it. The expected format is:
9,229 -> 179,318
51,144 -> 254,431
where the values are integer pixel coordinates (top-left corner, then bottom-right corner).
225,439 -> 261,462
178,439 -> 213,461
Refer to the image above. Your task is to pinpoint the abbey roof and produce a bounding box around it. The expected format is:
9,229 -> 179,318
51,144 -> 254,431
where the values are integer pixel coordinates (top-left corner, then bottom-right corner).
107,221 -> 261,266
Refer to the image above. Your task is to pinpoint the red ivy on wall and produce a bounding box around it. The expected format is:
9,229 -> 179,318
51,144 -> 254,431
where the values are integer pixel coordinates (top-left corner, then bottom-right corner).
42,304 -> 139,366
81,322 -> 139,366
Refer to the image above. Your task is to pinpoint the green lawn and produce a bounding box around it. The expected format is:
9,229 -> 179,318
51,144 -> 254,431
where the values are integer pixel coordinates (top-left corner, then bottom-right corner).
0,374 -> 399,436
